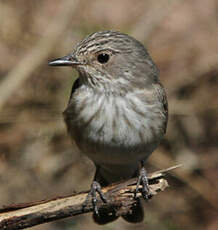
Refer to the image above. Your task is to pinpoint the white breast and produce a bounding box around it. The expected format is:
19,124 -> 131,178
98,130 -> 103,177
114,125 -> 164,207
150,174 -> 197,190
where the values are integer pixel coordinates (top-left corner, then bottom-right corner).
67,87 -> 164,165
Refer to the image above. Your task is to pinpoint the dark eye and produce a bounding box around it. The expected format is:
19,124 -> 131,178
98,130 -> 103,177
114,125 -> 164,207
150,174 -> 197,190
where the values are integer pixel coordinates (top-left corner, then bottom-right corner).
97,53 -> 110,64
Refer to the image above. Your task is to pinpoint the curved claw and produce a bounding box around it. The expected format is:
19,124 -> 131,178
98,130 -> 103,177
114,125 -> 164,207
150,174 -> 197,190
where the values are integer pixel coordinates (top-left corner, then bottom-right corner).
135,167 -> 151,200
82,181 -> 107,216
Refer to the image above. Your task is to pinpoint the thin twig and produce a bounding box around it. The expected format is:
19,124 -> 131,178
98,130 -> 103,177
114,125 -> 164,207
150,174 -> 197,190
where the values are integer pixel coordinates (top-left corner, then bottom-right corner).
0,166 -> 180,230
151,152 -> 218,209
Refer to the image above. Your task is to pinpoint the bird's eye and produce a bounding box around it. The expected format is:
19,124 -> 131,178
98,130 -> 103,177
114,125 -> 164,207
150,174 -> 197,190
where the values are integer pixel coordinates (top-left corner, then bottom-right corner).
97,53 -> 110,64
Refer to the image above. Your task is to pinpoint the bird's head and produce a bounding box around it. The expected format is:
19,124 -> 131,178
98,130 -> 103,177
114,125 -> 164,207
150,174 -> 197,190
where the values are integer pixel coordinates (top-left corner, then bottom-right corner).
49,31 -> 158,92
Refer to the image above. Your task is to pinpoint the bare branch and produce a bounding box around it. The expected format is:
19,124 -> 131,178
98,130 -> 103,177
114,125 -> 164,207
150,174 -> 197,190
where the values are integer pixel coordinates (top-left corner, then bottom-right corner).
0,165 -> 180,230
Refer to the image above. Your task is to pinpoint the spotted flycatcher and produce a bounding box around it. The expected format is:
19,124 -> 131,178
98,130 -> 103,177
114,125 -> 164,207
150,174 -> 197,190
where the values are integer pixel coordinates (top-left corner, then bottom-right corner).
49,31 -> 168,224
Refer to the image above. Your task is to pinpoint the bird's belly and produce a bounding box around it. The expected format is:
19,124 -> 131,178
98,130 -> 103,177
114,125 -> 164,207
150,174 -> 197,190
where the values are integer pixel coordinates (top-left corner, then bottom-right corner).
76,121 -> 151,165
66,94 -> 164,166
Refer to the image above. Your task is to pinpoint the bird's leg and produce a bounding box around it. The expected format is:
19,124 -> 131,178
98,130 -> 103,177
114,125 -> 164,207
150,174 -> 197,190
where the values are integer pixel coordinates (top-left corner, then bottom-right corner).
135,160 -> 151,200
82,167 -> 107,216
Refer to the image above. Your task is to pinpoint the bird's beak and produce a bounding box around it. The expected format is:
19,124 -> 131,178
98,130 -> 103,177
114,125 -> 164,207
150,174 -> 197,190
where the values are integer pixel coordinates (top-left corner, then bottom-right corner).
48,54 -> 82,67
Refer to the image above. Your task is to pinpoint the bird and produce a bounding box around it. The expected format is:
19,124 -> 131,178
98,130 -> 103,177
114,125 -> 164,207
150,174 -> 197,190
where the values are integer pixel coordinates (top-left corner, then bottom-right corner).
49,31 -> 168,224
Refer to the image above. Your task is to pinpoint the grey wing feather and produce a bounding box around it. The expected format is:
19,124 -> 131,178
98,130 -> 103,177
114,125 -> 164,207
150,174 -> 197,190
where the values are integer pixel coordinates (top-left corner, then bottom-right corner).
154,82 -> 168,134
63,78 -> 80,121
63,78 -> 81,136
67,78 -> 80,105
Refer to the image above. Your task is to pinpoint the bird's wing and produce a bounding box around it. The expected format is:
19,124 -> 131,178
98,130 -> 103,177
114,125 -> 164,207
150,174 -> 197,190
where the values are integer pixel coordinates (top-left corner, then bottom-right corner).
67,78 -> 80,105
153,82 -> 168,134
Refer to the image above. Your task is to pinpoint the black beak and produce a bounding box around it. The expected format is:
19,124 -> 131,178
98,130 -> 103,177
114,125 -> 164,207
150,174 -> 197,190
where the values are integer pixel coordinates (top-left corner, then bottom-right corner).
48,55 -> 82,67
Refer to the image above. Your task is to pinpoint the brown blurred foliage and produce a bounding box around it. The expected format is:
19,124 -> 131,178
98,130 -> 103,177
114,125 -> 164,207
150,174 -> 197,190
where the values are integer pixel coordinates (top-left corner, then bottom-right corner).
0,0 -> 218,229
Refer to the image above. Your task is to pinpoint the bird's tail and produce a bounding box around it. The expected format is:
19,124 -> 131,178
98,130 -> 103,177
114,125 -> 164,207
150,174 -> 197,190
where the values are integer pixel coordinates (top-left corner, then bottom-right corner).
122,199 -> 144,223
93,166 -> 144,224
93,199 -> 144,224
93,210 -> 119,225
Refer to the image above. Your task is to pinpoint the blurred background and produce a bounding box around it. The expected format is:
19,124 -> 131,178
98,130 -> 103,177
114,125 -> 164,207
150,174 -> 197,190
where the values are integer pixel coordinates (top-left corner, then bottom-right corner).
0,0 -> 218,229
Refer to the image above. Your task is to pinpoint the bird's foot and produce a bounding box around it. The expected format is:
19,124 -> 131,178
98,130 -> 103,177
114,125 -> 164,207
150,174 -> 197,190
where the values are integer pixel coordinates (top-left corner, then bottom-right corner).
135,167 -> 151,200
82,181 -> 107,216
